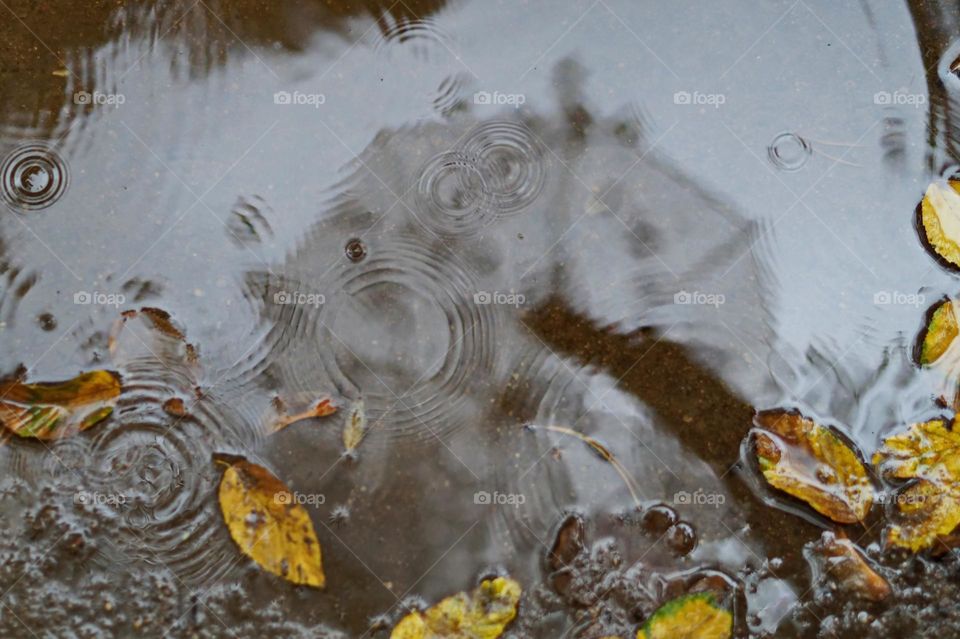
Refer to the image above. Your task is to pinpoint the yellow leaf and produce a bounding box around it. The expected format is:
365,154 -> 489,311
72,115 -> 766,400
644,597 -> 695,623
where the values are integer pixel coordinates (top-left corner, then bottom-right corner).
390,577 -> 521,639
873,419 -> 960,551
636,593 -> 732,639
753,410 -> 873,523
920,179 -> 960,269
217,458 -> 325,587
0,370 -> 121,440
919,298 -> 959,366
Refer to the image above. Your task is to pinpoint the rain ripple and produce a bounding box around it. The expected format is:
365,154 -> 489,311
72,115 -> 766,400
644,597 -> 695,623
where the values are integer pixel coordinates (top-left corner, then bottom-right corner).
272,233 -> 498,444
415,120 -> 547,237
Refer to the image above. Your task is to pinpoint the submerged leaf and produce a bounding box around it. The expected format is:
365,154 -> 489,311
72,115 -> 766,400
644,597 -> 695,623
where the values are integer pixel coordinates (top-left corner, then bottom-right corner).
753,410 -> 873,524
390,577 -> 521,639
0,370 -> 121,440
919,179 -> 960,269
109,307 -> 199,366
636,593 -> 732,639
919,299 -> 959,366
873,419 -> 960,551
342,399 -> 367,453
804,531 -> 891,602
216,457 -> 325,587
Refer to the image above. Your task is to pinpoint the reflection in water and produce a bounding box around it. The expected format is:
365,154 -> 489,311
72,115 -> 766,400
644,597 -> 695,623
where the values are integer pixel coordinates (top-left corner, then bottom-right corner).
0,0 -> 957,636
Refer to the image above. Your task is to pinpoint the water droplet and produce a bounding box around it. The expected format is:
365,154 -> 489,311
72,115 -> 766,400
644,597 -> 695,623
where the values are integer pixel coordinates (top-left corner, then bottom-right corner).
641,504 -> 678,535
37,313 -> 57,331
666,521 -> 697,556
345,238 -> 367,262
767,132 -> 812,171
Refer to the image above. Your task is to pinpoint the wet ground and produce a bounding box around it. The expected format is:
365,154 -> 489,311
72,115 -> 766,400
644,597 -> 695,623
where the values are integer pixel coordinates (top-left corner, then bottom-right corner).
1,0 -> 960,637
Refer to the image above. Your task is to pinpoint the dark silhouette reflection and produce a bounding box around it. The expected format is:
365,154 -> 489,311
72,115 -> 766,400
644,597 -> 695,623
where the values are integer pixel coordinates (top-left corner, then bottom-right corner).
909,0 -> 960,167
0,0 -> 450,136
523,299 -> 820,579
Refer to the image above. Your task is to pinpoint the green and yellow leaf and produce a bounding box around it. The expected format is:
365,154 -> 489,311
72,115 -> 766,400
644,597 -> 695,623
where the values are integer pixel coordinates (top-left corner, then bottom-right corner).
920,179 -> 960,269
753,410 -> 873,523
0,370 -> 121,440
636,593 -> 732,639
873,419 -> 960,551
390,577 -> 521,639
919,299 -> 959,366
216,457 -> 325,587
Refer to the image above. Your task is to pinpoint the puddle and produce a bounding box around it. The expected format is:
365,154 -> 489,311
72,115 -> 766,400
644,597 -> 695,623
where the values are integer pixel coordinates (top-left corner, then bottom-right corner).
0,0 -> 958,637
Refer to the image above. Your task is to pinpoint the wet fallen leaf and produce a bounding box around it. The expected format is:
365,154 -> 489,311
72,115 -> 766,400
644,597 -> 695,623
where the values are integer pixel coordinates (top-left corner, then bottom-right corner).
0,370 -> 121,440
270,399 -> 337,433
804,530 -> 891,602
342,399 -> 367,453
390,577 -> 521,639
636,592 -> 732,639
918,298 -> 959,366
873,419 -> 960,551
753,410 -> 873,524
109,307 -> 199,366
216,457 -> 325,587
163,397 -> 187,417
919,179 -> 960,269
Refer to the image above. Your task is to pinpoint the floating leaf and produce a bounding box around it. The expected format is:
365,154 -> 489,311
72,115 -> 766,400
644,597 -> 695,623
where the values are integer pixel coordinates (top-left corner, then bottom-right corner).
390,577 -> 521,639
216,457 -> 325,587
636,593 -> 732,639
919,179 -> 960,269
0,370 -> 121,440
873,419 -> 960,551
753,410 -> 873,524
804,531 -> 891,602
270,398 -> 337,434
919,298 -> 959,366
342,399 -> 367,454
